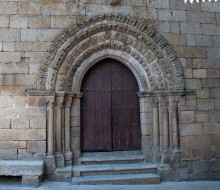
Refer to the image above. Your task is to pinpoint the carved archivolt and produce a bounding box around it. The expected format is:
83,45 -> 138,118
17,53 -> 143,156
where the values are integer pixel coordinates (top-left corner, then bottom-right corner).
37,14 -> 184,92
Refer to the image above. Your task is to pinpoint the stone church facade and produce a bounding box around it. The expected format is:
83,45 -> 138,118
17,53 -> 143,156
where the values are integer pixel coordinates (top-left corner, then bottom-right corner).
0,0 -> 220,184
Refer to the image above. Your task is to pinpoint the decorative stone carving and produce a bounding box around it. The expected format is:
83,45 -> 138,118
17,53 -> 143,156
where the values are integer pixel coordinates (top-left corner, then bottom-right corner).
37,14 -> 184,93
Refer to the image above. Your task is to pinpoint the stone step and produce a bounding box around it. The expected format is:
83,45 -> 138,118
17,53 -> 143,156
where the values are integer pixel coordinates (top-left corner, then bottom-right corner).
79,153 -> 145,165
72,173 -> 160,185
73,163 -> 158,177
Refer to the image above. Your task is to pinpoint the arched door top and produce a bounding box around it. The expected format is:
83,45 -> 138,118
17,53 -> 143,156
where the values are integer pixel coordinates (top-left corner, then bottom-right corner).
81,58 -> 141,152
37,14 -> 184,93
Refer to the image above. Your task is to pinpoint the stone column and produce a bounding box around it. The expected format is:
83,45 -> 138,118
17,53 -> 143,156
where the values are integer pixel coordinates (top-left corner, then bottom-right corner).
152,98 -> 160,162
160,96 -> 170,163
152,100 -> 159,147
71,93 -> 83,163
55,93 -> 65,168
45,96 -> 56,175
47,97 -> 55,155
160,97 -> 169,148
170,97 -> 179,149
64,94 -> 74,165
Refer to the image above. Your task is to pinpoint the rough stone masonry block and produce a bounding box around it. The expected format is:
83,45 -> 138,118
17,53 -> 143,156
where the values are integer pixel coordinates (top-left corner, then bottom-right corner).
210,88 -> 220,98
37,29 -> 61,42
170,0 -> 201,11
197,135 -> 213,147
22,175 -> 41,188
147,0 -> 169,8
185,79 -> 201,90
180,22 -> 202,34
10,15 -> 28,28
203,24 -> 220,36
21,29 -> 37,41
0,141 -> 26,149
195,111 -> 209,123
215,99 -> 220,109
0,2 -> 17,14
0,149 -> 17,160
0,129 -> 46,141
0,115 -> 12,128
210,160 -> 220,172
179,111 -> 195,124
203,123 -> 220,135
18,1 -> 41,15
29,15 -> 51,29
210,110 -> 220,122
30,116 -> 46,129
193,160 -> 209,174
28,141 -> 46,154
196,88 -> 209,99
0,52 -> 21,63
0,29 -> 20,42
201,1 -> 220,13
193,69 -> 207,78
179,123 -> 203,136
11,117 -> 29,129
197,99 -> 214,111
0,16 -> 9,27
27,96 -> 47,107
187,11 -> 216,24
207,48 -> 220,59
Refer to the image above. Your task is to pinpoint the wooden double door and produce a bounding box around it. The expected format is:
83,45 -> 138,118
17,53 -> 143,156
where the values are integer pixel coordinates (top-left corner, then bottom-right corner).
81,59 -> 141,152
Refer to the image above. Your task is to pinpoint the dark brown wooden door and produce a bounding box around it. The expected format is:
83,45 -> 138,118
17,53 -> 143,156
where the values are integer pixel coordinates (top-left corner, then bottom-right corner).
81,59 -> 141,152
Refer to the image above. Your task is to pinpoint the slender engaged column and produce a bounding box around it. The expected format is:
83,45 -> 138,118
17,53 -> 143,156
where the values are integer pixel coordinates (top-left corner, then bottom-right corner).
47,97 -> 55,155
65,95 -> 73,151
172,98 -> 179,149
153,101 -> 159,147
161,98 -> 169,147
55,94 -> 65,153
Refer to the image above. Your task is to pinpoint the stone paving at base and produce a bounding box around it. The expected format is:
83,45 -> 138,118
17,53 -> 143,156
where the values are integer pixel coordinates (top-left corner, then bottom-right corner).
0,179 -> 220,190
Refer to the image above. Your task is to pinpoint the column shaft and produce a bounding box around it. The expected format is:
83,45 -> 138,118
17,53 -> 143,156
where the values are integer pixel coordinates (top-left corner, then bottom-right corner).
47,98 -> 54,155
153,104 -> 159,146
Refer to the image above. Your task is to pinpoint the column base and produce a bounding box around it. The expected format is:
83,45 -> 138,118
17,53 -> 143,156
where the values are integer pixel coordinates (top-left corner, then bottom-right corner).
65,150 -> 73,166
55,153 -> 65,168
45,155 -> 56,175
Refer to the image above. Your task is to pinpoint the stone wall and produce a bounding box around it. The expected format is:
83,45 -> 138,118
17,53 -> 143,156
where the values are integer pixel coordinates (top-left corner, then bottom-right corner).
0,0 -> 219,180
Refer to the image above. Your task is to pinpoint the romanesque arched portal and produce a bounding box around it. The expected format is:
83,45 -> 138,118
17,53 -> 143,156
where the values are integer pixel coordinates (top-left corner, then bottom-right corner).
28,14 -> 185,171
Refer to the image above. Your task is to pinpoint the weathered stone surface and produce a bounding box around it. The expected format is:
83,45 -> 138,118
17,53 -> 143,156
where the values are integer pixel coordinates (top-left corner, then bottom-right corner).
179,111 -> 195,124
0,160 -> 43,175
30,116 -> 46,129
18,1 -> 41,15
180,136 -> 196,146
195,111 -> 209,123
210,110 -> 220,122
0,149 -> 17,160
22,175 -> 41,187
210,88 -> 220,98
193,160 -> 209,174
197,99 -> 214,111
0,129 -> 46,141
10,15 -> 28,28
185,79 -> 201,90
179,123 -> 203,136
197,135 -> 213,147
0,141 -> 26,149
28,141 -> 46,154
196,89 -> 209,99
210,160 -> 220,172
11,117 -> 29,129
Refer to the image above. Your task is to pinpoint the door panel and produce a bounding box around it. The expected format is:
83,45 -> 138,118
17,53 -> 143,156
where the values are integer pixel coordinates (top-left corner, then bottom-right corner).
81,59 -> 141,152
